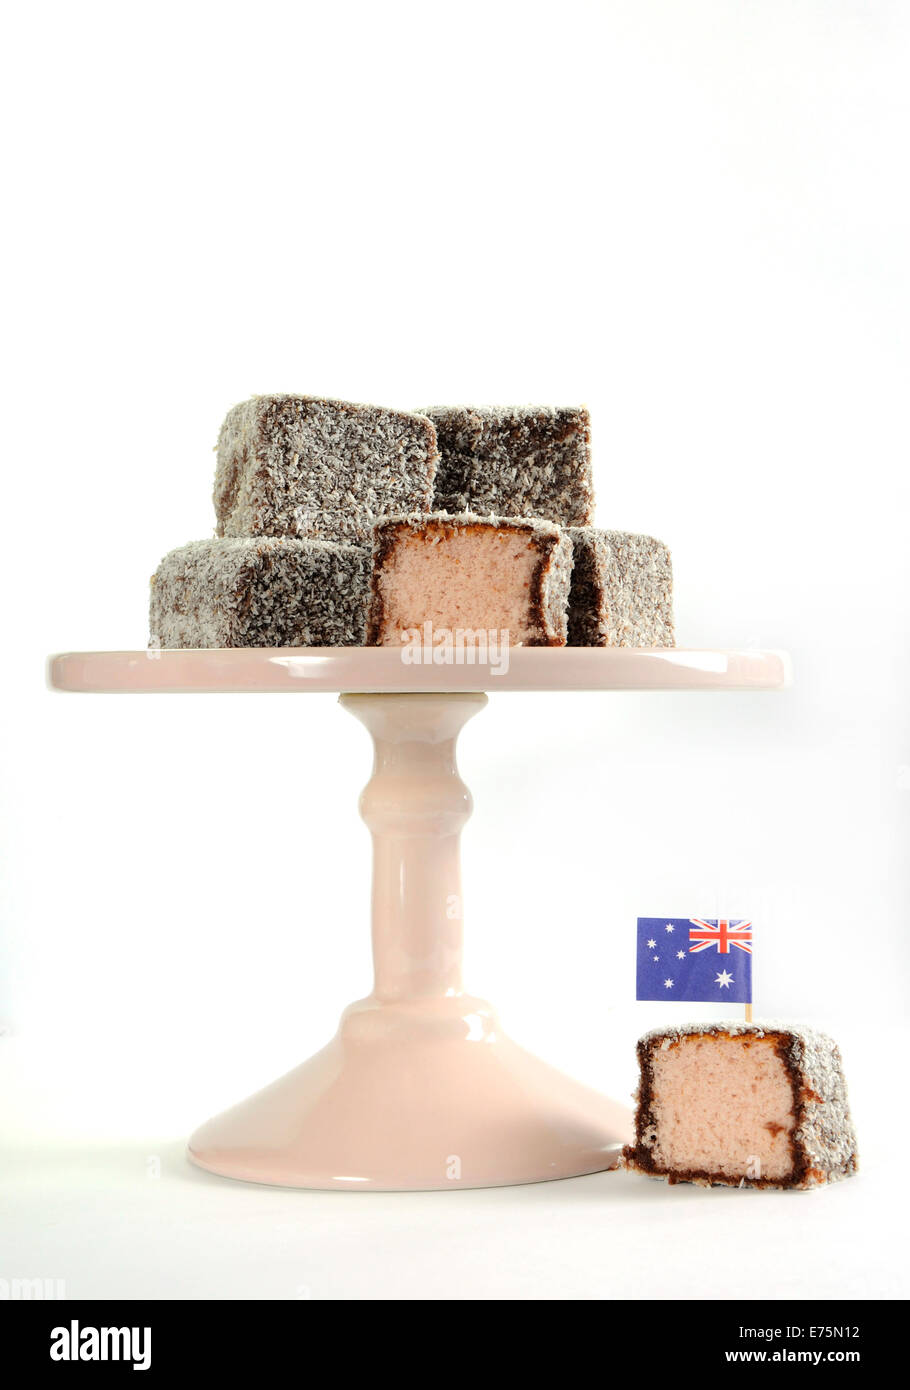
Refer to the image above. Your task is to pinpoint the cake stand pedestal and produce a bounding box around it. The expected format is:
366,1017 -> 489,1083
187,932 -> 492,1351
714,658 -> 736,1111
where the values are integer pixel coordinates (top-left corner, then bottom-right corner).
48,647 -> 790,1190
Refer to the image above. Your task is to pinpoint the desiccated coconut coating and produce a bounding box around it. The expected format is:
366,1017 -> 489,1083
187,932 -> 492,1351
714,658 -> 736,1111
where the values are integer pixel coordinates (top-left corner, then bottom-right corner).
149,538 -> 369,648
422,406 -> 594,527
622,1021 -> 858,1191
214,395 -> 439,545
567,528 -> 674,647
366,512 -> 574,647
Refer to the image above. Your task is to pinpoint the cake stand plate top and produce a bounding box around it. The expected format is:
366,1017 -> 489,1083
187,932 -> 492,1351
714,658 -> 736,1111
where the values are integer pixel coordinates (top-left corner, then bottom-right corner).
48,647 -> 790,694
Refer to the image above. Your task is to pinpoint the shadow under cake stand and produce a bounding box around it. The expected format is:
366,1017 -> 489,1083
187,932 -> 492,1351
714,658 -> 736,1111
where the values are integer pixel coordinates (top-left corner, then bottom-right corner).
48,647 -> 790,1191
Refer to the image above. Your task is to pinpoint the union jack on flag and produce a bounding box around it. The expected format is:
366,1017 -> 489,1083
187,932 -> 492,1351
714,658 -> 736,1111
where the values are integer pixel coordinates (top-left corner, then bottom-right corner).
688,918 -> 753,955
636,917 -> 753,1002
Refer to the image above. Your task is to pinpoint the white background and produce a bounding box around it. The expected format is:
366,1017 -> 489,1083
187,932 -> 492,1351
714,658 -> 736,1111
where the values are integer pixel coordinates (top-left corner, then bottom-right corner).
2,0 -> 909,1300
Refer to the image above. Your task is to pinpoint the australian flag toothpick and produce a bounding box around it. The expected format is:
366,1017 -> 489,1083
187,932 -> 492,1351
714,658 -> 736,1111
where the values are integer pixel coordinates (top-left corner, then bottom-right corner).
636,918 -> 753,1003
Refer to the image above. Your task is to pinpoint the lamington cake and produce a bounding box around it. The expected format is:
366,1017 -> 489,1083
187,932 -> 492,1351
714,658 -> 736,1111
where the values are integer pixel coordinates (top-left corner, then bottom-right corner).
423,405 -> 594,527
622,1022 -> 858,1190
214,395 -> 439,545
567,528 -> 674,647
366,513 -> 573,647
150,537 -> 369,648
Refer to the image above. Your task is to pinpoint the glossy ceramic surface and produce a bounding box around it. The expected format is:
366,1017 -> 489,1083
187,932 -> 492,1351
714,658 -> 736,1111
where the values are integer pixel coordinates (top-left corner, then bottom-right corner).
48,646 -> 791,694
187,693 -> 632,1188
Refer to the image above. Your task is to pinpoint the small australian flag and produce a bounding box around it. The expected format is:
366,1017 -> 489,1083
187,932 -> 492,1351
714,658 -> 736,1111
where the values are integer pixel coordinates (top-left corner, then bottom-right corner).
636,918 -> 753,1003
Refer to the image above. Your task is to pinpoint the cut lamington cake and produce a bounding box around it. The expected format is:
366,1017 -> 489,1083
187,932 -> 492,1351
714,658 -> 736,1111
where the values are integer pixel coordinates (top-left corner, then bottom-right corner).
214,395 -> 439,545
423,405 -> 593,527
567,528 -> 674,648
367,513 -> 573,647
150,538 -> 369,648
622,1022 -> 858,1190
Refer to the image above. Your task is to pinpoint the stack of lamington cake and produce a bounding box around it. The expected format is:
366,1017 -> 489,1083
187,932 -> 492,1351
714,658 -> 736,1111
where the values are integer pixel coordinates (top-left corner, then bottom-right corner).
150,395 -> 675,649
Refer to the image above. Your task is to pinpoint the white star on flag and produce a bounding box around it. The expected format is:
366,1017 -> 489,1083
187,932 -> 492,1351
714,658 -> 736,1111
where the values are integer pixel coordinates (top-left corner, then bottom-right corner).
665,924 -> 675,933
676,950 -> 685,959
664,978 -> 674,989
715,970 -> 734,989
646,939 -> 656,949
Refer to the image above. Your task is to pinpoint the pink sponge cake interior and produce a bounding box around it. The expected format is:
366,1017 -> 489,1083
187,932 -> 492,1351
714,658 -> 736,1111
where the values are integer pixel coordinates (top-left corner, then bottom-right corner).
644,1032 -> 796,1181
623,1022 -> 858,1190
367,512 -> 573,647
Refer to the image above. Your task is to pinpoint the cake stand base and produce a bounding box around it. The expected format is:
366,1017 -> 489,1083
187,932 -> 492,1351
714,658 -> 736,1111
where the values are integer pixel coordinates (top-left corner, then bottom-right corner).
188,689 -> 630,1190
188,994 -> 630,1191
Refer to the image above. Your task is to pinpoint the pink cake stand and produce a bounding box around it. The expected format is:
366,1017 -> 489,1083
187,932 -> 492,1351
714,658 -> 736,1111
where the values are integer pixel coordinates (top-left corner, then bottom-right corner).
48,647 -> 790,1190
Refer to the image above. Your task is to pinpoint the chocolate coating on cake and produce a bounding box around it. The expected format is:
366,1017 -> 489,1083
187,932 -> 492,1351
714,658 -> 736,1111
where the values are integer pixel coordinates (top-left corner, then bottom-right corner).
149,537 -> 369,648
422,405 -> 593,527
567,528 -> 674,647
214,395 -> 439,545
